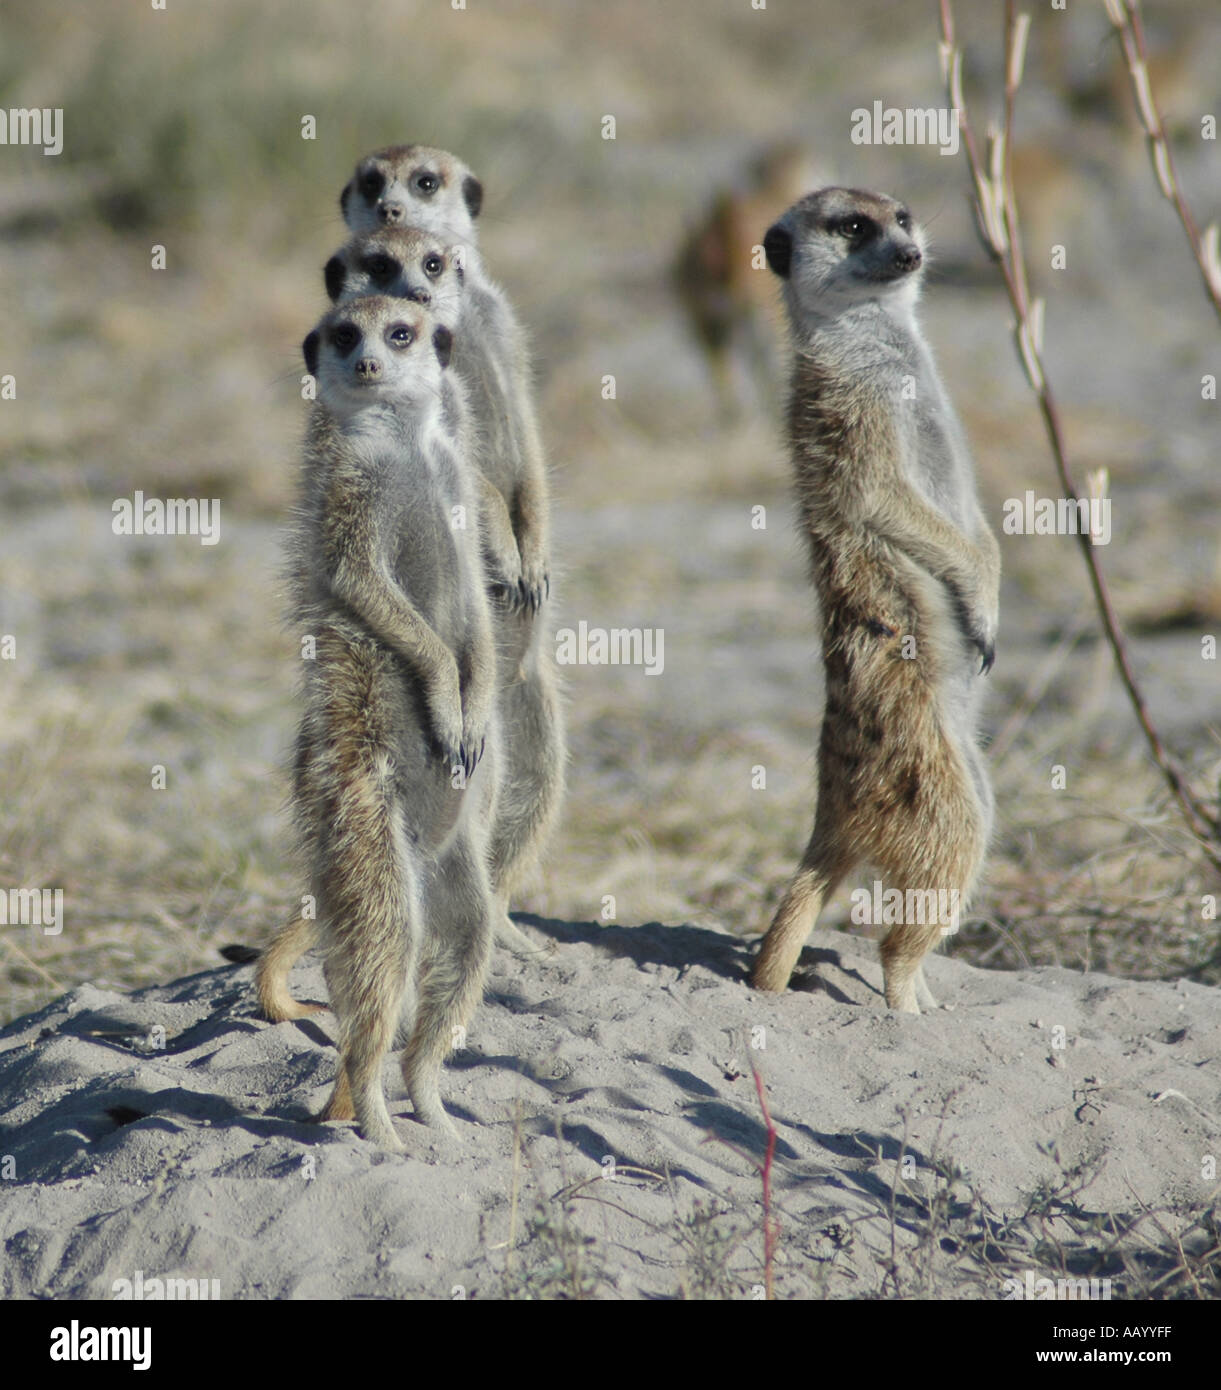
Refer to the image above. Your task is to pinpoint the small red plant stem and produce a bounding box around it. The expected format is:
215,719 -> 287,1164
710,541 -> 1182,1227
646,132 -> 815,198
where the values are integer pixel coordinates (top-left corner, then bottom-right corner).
751,1058 -> 777,1300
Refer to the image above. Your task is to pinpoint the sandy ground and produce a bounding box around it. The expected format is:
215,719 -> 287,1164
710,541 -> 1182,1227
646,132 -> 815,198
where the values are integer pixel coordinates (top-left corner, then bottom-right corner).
2,919 -> 1218,1299
2,0 -> 1219,1304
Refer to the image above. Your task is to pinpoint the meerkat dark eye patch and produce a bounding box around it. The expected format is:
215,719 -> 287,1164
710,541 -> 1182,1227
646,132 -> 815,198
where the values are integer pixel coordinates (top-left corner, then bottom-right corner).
330,323 -> 360,355
415,171 -> 439,195
833,215 -> 876,243
763,223 -> 793,278
360,169 -> 385,199
303,330 -> 320,378
463,175 -> 483,219
324,256 -> 346,302
386,324 -> 415,349
896,210 -> 913,231
423,254 -> 444,277
433,325 -> 453,369
363,254 -> 398,283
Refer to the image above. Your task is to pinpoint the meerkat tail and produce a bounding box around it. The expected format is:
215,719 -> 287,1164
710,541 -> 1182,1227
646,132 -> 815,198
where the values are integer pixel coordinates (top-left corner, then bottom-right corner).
255,915 -> 325,1022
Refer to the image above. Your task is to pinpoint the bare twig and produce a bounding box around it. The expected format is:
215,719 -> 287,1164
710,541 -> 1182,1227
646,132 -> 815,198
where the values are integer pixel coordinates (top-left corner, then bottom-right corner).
938,0 -> 1221,867
1103,0 -> 1221,325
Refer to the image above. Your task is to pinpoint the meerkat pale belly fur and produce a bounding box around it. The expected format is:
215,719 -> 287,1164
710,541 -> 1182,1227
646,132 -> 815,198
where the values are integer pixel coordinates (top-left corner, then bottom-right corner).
258,295 -> 500,1150
342,144 -> 565,937
750,187 -> 1000,1013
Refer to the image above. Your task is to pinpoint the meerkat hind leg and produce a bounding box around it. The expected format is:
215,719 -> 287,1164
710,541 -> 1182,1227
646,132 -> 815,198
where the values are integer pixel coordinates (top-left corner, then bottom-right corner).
488,665 -> 566,922
314,786 -> 417,1152
751,831 -> 850,992
879,922 -> 941,1015
400,832 -> 494,1139
319,945 -> 406,1150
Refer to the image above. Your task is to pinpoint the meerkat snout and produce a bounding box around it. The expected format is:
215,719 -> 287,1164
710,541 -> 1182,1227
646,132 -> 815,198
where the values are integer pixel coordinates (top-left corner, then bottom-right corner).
355,355 -> 383,381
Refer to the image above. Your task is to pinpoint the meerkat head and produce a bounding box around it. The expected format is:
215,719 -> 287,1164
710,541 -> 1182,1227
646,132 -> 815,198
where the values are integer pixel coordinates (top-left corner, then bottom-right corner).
340,144 -> 483,242
324,226 -> 466,330
303,295 -> 452,418
763,187 -> 925,328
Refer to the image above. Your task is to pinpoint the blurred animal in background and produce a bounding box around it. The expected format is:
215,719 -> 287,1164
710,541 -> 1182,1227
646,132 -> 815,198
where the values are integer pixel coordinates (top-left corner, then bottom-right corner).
672,143 -> 820,420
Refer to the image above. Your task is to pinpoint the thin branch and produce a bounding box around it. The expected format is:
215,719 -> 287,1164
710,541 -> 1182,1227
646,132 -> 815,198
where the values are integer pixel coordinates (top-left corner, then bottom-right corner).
938,0 -> 1221,867
1103,0 -> 1221,325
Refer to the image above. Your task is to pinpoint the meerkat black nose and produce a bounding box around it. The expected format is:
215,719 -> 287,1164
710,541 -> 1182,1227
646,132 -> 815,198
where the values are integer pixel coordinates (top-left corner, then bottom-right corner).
763,223 -> 793,279
380,203 -> 405,224
355,357 -> 382,380
894,246 -> 922,272
408,288 -> 431,305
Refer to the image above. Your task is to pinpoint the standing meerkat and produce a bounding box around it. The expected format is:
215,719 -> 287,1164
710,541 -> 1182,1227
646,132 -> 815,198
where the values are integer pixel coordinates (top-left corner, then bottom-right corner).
750,187 -> 1000,1014
341,144 -> 566,935
255,222 -> 543,1022
264,294 -> 500,1150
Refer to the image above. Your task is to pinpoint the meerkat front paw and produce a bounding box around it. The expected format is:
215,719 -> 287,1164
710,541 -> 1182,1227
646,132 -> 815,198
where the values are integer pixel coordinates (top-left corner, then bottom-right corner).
948,587 -> 997,674
488,560 -> 547,616
425,687 -> 468,777
972,628 -> 996,674
457,704 -> 490,780
972,604 -> 999,673
516,558 -> 549,615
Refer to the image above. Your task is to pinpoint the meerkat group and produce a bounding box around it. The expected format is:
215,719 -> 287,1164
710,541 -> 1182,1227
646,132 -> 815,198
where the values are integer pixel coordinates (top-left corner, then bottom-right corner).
244,162 -> 998,1149
253,146 -> 564,1149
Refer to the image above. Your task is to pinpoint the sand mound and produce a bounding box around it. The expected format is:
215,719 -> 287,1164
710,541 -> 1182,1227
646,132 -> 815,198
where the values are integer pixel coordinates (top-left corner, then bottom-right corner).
2,917 -> 1217,1299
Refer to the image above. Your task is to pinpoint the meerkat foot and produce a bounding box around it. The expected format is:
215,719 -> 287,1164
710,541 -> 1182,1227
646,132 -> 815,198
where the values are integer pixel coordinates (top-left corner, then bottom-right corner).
886,981 -> 922,1015
882,963 -> 923,1015
321,1076 -> 405,1152
914,965 -> 939,1011
495,916 -> 555,960
318,1064 -> 355,1122
408,1080 -> 461,1141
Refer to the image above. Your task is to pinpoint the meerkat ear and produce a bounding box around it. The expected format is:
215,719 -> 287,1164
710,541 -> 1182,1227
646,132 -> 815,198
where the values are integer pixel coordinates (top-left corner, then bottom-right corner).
339,181 -> 352,219
323,256 -> 346,303
763,223 -> 793,279
303,330 -> 320,379
432,324 -> 453,370
462,175 -> 483,219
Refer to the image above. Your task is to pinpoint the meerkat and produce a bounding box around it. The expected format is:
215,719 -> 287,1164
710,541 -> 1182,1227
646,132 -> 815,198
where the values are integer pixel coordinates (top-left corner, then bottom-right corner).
256,222 -> 538,1018
257,211 -> 560,1022
750,187 -> 1000,1014
673,143 -> 819,418
341,144 -> 565,937
260,294 -> 500,1150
